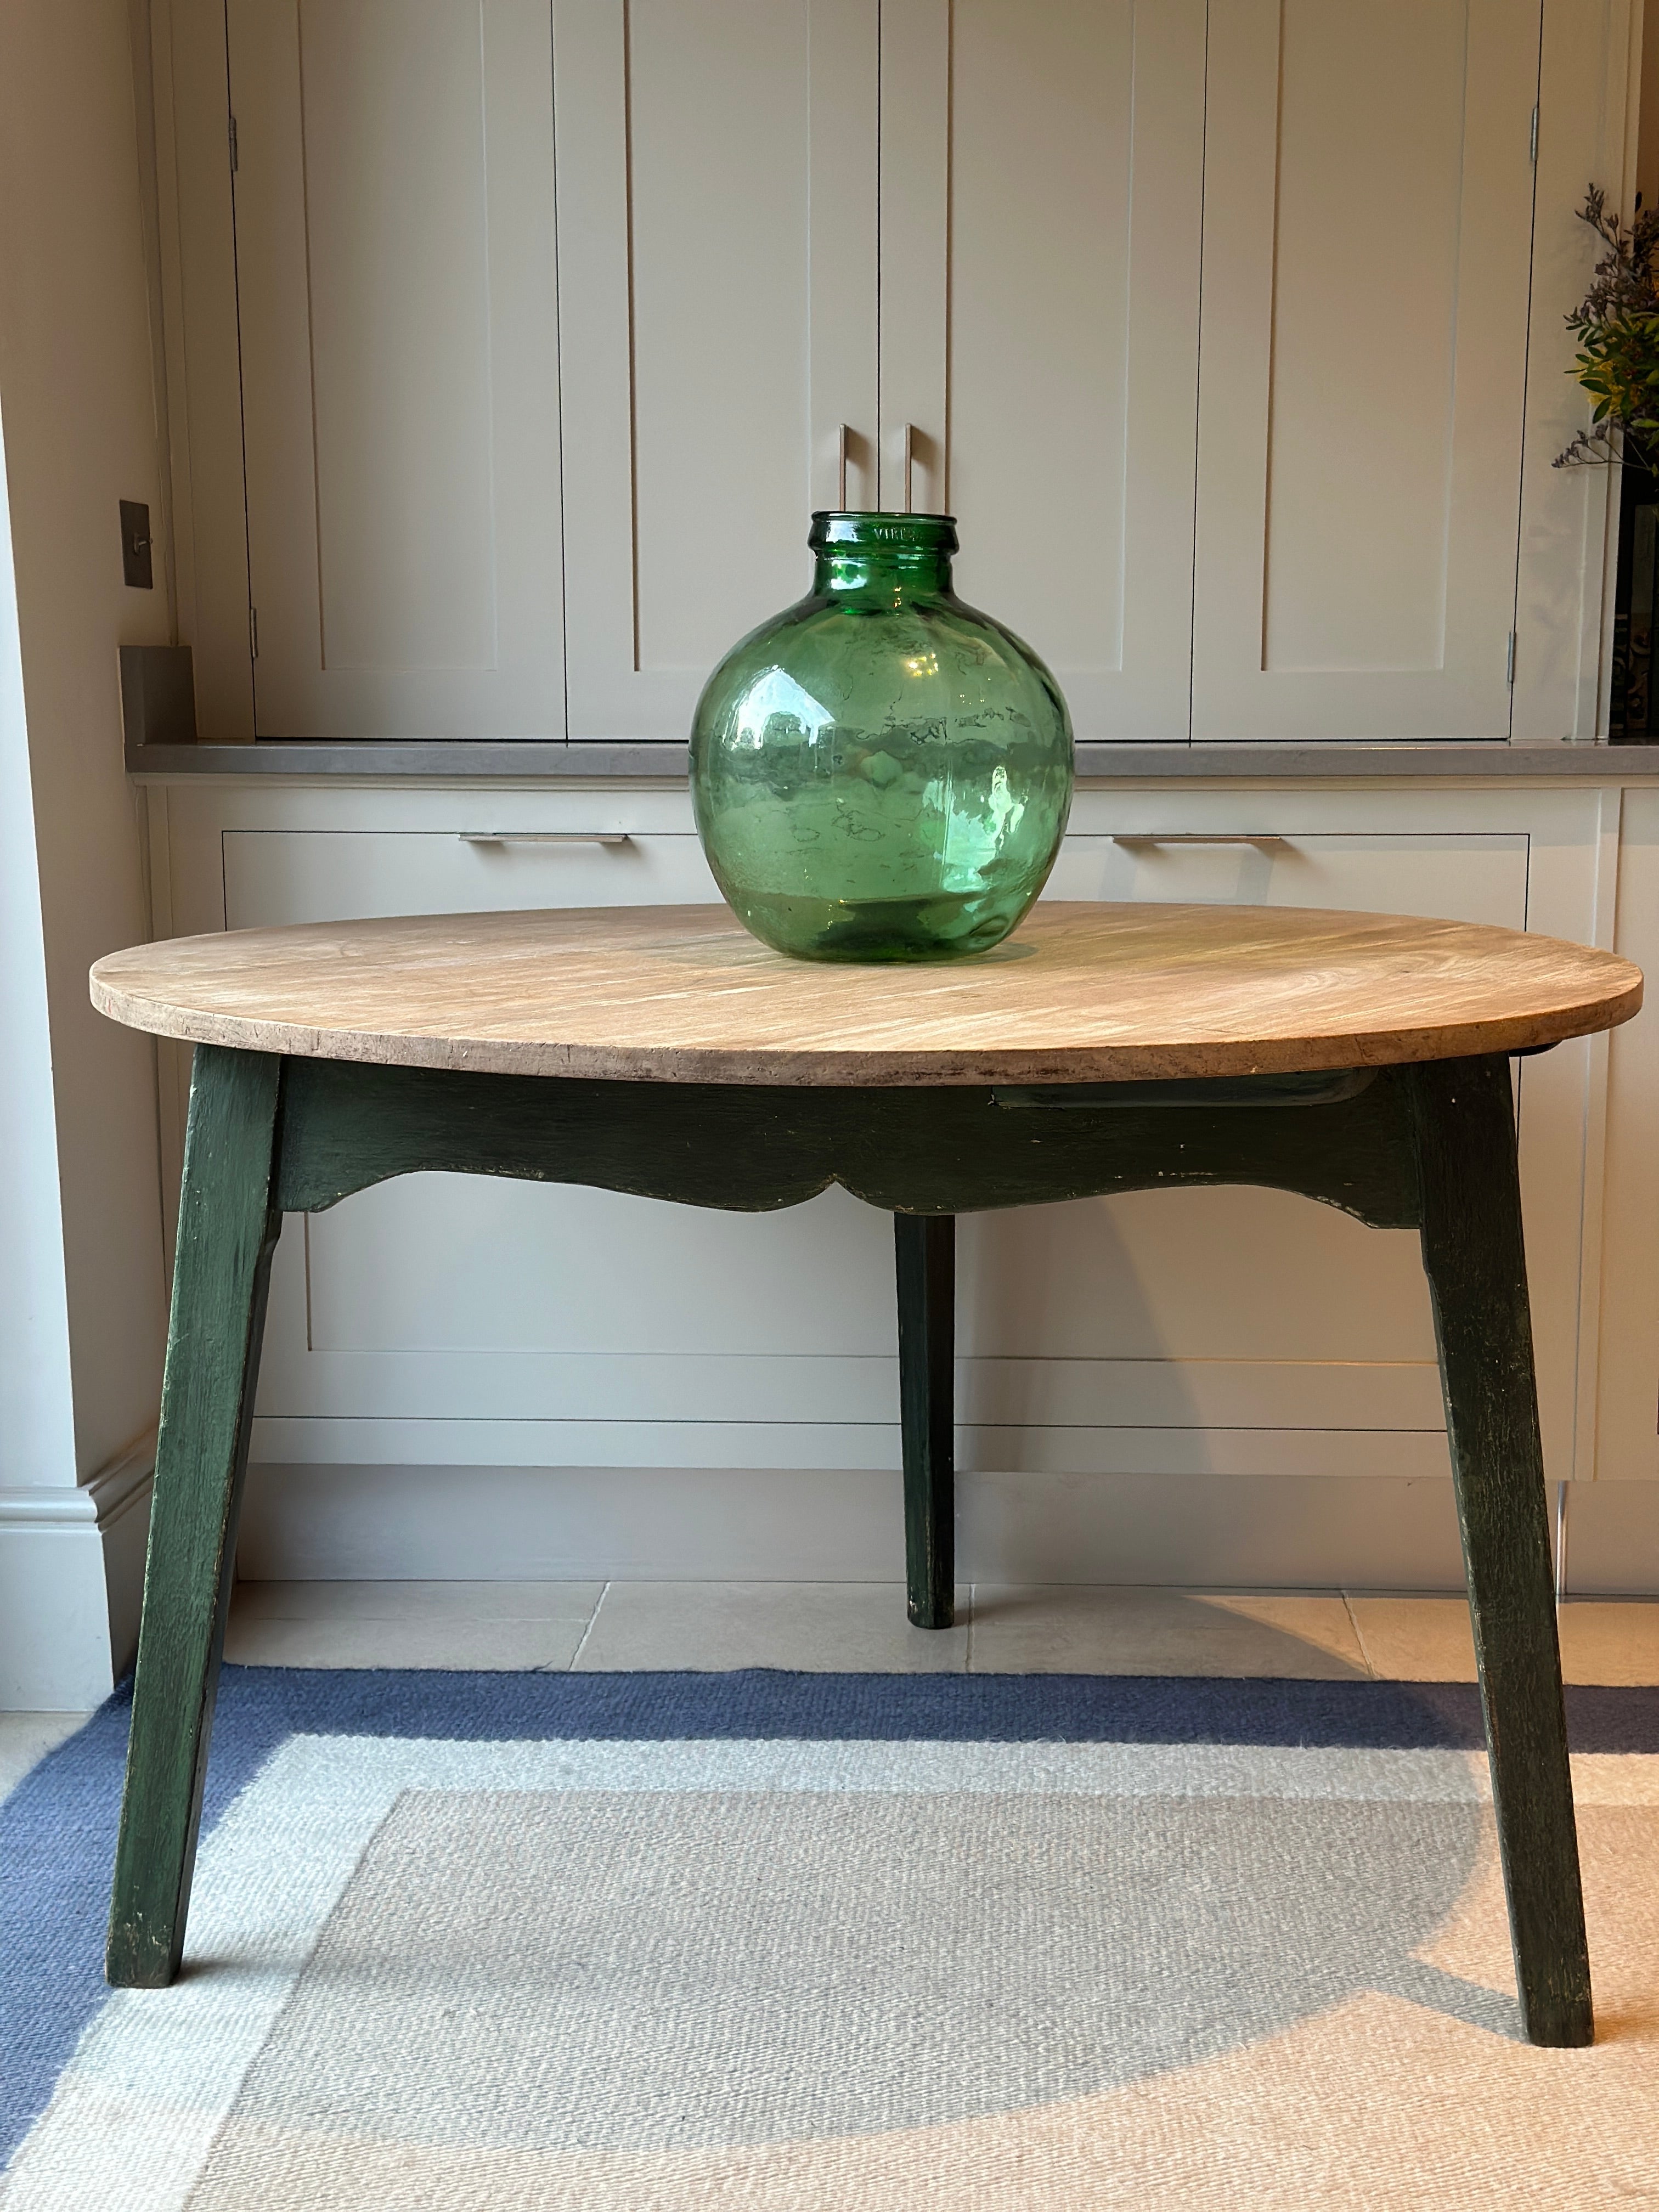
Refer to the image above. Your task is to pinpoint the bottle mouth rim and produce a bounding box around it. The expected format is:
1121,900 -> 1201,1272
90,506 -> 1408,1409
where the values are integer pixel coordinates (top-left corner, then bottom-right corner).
809,510 -> 958,555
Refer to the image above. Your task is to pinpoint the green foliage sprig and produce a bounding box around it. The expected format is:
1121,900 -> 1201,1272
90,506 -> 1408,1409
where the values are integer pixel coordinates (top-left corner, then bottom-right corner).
1557,185 -> 1659,469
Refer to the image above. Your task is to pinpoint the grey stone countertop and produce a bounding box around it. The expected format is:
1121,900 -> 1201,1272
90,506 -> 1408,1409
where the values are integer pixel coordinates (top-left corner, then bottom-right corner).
126,738 -> 1659,779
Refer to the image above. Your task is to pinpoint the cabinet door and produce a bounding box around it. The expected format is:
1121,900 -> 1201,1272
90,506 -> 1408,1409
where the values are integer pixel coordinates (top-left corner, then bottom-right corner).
226,0 -> 566,739
225,825 -> 897,1467
962,827 -> 1534,1453
1192,0 -> 1541,740
555,0 -> 879,742
879,0 -> 1206,741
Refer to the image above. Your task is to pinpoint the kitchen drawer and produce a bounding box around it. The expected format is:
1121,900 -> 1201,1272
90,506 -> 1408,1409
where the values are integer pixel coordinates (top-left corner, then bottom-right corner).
223,826 -> 719,929
1045,828 -> 1530,927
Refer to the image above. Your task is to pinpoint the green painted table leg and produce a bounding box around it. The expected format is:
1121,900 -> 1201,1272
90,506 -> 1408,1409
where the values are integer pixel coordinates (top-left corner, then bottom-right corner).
1410,1053 -> 1594,2047
105,1046 -> 284,1989
895,1212 -> 955,1628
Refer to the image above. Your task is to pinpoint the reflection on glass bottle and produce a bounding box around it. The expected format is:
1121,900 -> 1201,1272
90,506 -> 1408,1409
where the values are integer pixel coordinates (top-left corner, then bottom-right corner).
690,511 -> 1074,962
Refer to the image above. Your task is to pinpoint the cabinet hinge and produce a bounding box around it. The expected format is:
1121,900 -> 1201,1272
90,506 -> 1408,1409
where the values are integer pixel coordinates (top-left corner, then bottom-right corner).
249,605 -> 259,661
1530,106 -> 1538,166
229,114 -> 239,174
1506,630 -> 1517,686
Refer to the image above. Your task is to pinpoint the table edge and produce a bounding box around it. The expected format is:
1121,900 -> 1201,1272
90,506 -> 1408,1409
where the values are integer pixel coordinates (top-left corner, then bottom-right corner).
88,972 -> 1644,1086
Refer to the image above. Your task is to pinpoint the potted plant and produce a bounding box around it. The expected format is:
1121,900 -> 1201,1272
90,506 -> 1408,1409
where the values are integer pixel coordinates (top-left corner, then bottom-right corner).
1556,185 -> 1659,470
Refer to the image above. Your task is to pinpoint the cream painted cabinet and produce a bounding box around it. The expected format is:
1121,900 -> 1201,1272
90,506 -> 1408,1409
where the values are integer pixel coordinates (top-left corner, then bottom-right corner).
215,0 -> 878,743
1192,0 -> 1542,741
554,0 -> 879,740
878,0 -> 1206,740
140,778 -> 1606,1523
160,1 -> 1602,749
558,0 -> 1542,747
499,0 -> 1211,743
225,0 -> 567,739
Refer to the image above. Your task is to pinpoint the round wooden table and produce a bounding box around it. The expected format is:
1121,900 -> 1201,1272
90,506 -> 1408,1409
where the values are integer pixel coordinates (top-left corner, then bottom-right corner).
91,901 -> 1643,2045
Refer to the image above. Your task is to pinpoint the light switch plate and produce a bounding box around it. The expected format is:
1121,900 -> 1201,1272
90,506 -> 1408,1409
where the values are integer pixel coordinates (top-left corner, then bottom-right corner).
120,499 -> 153,589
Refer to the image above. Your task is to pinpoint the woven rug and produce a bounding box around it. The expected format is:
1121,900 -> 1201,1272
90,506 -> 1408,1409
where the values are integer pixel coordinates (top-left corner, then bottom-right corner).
4,1669 -> 1658,2209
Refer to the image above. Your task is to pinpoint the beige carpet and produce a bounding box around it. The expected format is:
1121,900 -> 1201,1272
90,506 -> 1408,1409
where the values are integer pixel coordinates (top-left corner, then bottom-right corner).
7,1717 -> 1657,2210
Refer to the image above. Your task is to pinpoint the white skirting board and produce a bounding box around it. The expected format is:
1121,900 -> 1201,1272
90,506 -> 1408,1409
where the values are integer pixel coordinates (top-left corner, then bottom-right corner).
11,1459 -> 1653,1709
0,1438 -> 154,1710
235,1462 -> 1659,1596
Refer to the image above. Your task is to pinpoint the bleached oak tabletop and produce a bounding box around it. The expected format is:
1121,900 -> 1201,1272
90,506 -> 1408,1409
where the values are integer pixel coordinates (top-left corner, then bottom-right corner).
88,901 -> 1643,1088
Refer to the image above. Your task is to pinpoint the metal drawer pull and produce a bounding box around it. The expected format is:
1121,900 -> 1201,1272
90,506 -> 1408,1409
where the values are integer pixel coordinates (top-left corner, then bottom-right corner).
459,831 -> 631,847
837,422 -> 850,510
1110,833 -> 1287,849
904,422 -> 918,514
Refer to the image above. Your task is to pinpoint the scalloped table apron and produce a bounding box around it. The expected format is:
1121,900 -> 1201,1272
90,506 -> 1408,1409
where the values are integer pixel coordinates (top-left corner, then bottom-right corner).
88,901 -> 1646,2047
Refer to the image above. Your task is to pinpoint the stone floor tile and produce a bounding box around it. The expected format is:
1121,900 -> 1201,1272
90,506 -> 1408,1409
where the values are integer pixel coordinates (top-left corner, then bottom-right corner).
1345,1596 -> 1477,1682
572,1581 -> 970,1672
222,1608 -> 599,1671
968,1586 -> 1367,1677
232,1578 -> 605,1624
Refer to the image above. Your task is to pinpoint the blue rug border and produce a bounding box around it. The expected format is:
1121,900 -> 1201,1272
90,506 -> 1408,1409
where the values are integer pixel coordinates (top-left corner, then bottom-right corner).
5,1664 -> 1657,2166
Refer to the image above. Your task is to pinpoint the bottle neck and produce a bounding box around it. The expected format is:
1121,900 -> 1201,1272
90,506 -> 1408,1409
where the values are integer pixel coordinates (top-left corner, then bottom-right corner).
808,511 -> 957,602
812,547 -> 954,599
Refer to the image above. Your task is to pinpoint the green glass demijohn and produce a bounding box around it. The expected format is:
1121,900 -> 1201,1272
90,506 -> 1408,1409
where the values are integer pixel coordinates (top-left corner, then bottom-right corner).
690,511 -> 1074,961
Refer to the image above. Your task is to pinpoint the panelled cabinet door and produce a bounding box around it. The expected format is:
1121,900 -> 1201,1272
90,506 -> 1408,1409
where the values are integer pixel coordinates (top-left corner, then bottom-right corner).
1192,0 -> 1542,741
555,0 -> 879,742
961,826 -> 1533,1453
880,0 -> 1206,741
226,0 -> 566,738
